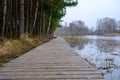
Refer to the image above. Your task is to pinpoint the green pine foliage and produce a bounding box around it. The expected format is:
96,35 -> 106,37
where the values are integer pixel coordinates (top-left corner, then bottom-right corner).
0,0 -> 78,39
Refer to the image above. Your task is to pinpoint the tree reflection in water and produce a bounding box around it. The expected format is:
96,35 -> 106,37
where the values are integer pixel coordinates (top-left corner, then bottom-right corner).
96,39 -> 120,53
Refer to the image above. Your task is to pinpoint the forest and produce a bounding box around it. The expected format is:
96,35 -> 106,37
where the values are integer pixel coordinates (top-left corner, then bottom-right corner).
55,17 -> 120,36
0,0 -> 78,39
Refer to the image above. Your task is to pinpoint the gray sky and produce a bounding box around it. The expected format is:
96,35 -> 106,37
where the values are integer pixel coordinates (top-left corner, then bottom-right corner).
62,0 -> 120,28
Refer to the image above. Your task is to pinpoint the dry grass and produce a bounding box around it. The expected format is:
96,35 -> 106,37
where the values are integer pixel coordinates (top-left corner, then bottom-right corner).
0,36 -> 52,66
64,36 -> 88,44
64,36 -> 89,48
105,33 -> 120,36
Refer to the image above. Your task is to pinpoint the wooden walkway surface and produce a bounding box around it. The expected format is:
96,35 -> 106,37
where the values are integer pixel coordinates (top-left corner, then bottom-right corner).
0,37 -> 104,80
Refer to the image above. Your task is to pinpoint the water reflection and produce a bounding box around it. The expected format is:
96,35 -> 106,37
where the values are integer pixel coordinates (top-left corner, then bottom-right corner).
67,38 -> 89,50
96,39 -> 120,53
104,69 -> 120,80
67,36 -> 120,80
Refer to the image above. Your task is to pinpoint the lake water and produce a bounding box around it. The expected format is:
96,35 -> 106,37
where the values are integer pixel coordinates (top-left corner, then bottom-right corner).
68,36 -> 120,80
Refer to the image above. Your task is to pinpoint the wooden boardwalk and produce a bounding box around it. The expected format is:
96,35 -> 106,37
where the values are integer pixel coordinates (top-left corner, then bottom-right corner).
0,37 -> 104,80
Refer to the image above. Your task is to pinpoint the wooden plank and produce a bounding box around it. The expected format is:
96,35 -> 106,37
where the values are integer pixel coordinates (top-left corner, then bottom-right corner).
0,71 -> 102,75
0,79 -> 104,80
0,75 -> 103,79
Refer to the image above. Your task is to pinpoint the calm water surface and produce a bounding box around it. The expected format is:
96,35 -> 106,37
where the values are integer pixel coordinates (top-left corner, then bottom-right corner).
68,36 -> 120,80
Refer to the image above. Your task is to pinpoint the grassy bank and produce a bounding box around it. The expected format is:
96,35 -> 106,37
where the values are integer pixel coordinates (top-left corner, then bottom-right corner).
0,36 -> 52,66
105,33 -> 120,36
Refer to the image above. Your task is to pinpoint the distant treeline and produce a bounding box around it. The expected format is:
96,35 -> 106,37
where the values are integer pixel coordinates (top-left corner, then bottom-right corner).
95,17 -> 120,35
55,17 -> 120,36
0,0 -> 78,39
55,20 -> 89,36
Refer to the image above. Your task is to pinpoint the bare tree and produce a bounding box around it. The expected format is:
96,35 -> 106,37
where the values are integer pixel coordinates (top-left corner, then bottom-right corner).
54,20 -> 90,36
117,20 -> 120,33
96,17 -> 117,35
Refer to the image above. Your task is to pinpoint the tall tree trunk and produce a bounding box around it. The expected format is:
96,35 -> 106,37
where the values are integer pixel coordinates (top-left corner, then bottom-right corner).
43,13 -> 46,35
2,0 -> 7,38
31,1 -> 39,35
29,0 -> 33,37
15,0 -> 18,38
26,0 -> 30,34
20,0 -> 25,39
40,0 -> 43,36
47,12 -> 52,36
10,0 -> 13,38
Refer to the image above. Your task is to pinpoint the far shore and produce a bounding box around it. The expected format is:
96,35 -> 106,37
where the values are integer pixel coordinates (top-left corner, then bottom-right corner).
58,33 -> 120,37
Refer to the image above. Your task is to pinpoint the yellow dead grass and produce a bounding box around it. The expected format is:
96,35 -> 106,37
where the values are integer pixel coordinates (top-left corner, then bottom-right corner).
0,37 -> 51,66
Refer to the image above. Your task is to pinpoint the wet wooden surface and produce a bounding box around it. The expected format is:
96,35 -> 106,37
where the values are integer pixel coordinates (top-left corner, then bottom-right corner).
0,37 -> 104,80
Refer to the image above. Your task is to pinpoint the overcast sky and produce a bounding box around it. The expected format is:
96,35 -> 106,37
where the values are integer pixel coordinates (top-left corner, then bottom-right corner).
62,0 -> 120,28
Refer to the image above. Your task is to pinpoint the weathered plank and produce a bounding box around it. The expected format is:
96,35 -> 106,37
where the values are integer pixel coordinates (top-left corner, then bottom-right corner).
0,37 -> 104,80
